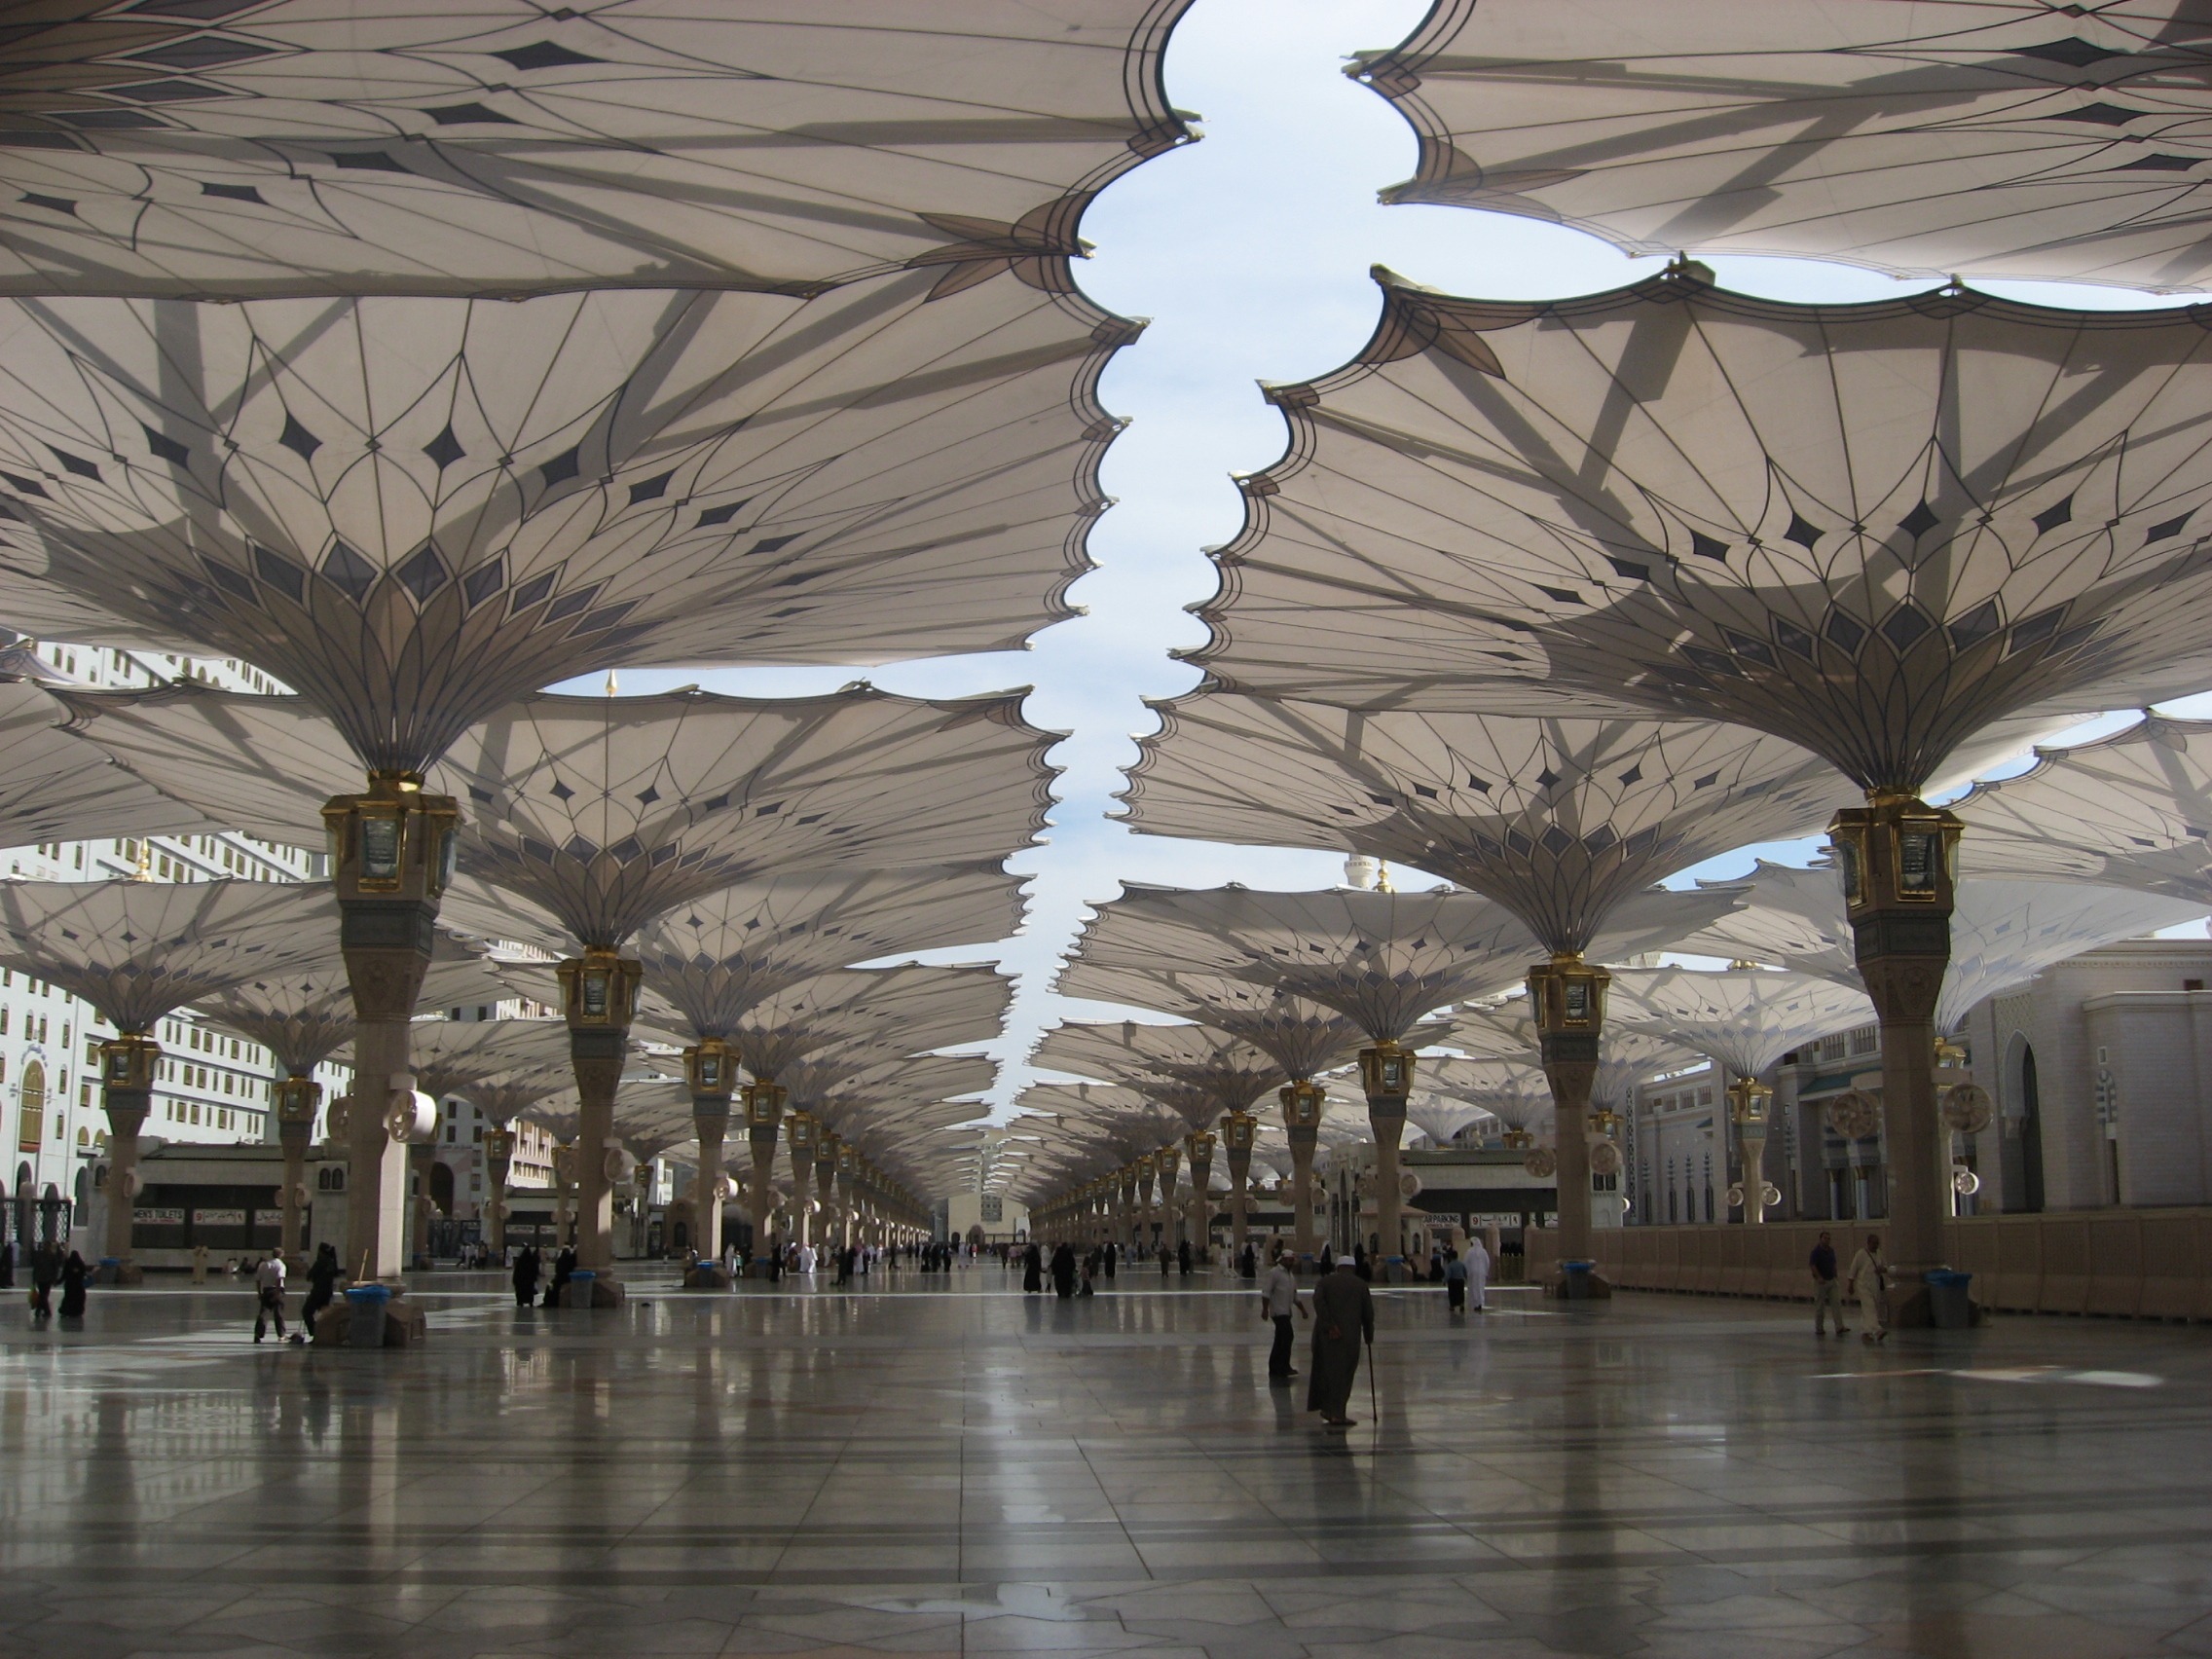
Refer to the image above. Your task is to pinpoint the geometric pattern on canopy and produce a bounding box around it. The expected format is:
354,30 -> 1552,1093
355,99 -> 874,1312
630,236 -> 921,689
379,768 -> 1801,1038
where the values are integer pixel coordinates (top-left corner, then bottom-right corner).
719,962 -> 1012,1084
1677,861 -> 2209,1031
1191,267 -> 2212,791
426,688 -> 1053,951
0,877 -> 338,1031
56,683 -> 1052,952
1441,1011 -> 1687,1121
1054,958 -> 1376,1081
1405,1053 -> 1555,1136
0,266 -> 1132,772
1608,966 -> 1878,1079
790,1051 -> 995,1139
205,940 -> 507,1076
0,677 -> 208,848
1122,691 -> 1809,953
0,0 -> 1194,297
1358,0 -> 2212,291
627,864 -> 1025,1042
402,1015 -> 576,1103
1029,1018 -> 1288,1125
1060,880 -> 1544,1045
1956,714 -> 2212,903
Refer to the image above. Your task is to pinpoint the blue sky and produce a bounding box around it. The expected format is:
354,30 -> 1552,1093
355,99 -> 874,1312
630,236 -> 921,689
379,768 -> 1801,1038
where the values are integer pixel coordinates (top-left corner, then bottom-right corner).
581,0 -> 2208,1121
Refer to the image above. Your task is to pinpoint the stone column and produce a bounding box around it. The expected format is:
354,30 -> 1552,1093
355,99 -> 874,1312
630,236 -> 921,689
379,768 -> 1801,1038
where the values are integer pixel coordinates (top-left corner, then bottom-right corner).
274,1074 -> 319,1266
1281,1081 -> 1324,1263
482,1124 -> 514,1255
684,1040 -> 736,1260
744,1081 -> 786,1272
324,774 -> 457,1283
1728,1076 -> 1773,1226
1222,1112 -> 1256,1259
1529,954 -> 1610,1286
556,947 -> 641,1286
1184,1129 -> 1216,1262
408,1140 -> 439,1267
785,1112 -> 818,1253
96,1034 -> 158,1277
1157,1143 -> 1181,1249
814,1134 -> 837,1248
1830,795 -> 1962,1322
552,1141 -> 576,1246
1358,1044 -> 1413,1272
834,1141 -> 856,1250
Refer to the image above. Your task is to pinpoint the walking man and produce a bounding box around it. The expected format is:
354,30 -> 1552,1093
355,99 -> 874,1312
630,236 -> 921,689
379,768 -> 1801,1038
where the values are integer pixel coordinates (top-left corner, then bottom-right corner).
1846,1232 -> 1891,1344
252,1254 -> 287,1344
1444,1248 -> 1469,1313
1260,1246 -> 1307,1381
1810,1230 -> 1848,1337
1307,1255 -> 1375,1429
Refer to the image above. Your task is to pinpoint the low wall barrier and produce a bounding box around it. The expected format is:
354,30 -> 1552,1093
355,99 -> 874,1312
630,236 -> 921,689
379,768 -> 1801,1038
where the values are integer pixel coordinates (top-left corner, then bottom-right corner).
1524,1208 -> 2212,1321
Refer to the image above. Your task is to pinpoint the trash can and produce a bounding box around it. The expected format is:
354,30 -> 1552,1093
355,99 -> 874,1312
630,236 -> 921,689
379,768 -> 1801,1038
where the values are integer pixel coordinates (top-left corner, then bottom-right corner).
1561,1259 -> 1597,1301
344,1284 -> 391,1348
565,1270 -> 597,1309
1925,1270 -> 1973,1330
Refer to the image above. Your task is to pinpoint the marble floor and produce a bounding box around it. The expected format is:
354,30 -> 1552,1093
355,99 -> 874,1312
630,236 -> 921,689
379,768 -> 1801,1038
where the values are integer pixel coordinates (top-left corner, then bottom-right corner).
0,1264 -> 2207,1657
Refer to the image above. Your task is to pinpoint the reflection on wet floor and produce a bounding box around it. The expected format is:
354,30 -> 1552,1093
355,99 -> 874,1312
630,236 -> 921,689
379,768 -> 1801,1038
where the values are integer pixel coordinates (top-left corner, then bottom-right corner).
0,1264 -> 2206,1657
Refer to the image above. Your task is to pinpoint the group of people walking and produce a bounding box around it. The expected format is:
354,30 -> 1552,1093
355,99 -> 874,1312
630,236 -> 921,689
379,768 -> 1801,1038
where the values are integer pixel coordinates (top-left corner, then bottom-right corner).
1809,1231 -> 1892,1342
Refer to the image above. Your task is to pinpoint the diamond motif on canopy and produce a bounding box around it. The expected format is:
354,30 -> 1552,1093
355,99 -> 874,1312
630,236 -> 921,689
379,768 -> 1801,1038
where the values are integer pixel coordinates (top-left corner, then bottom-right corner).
1193,268 -> 2212,794
403,1016 -> 576,1103
1121,694 -> 1789,956
204,940 -> 507,1077
0,0 -> 1194,298
0,879 -> 337,1033
1357,0 -> 2212,291
0,268 -> 1131,774
1609,966 -> 1876,1080
1061,881 -> 1535,1047
1030,1019 -> 1286,1125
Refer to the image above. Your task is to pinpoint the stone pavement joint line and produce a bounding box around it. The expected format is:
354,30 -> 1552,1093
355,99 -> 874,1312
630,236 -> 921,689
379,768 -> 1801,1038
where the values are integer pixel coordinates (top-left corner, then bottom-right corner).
0,1266 -> 2208,1657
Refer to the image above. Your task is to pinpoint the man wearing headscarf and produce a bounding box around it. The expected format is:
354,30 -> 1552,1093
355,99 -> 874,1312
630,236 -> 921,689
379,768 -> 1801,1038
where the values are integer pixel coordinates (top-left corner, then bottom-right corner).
1307,1256 -> 1373,1428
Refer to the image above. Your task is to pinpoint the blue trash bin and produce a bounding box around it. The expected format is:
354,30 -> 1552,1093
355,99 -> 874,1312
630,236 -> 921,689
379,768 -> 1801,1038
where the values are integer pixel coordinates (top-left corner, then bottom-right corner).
344,1284 -> 391,1348
566,1270 -> 597,1309
1561,1259 -> 1597,1300
1925,1270 -> 1973,1330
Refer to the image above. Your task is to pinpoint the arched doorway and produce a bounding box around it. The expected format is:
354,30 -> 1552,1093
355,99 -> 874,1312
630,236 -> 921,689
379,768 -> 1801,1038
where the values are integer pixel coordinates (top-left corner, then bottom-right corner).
428,1161 -> 456,1215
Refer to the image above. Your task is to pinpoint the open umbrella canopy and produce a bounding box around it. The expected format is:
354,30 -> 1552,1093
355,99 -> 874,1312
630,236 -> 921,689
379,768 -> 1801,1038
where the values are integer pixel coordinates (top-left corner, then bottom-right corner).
1356,0 -> 2212,292
203,936 -> 506,1076
0,0 -> 1194,298
0,878 -> 338,1032
1055,959 -> 1381,1081
1608,966 -> 1877,1080
1123,694 -> 1779,956
0,676 -> 209,849
1955,714 -> 2212,904
701,962 -> 1013,1083
57,683 -> 1054,953
1061,881 -> 1543,1044
1030,1017 -> 1287,1125
1678,861 -> 2209,1032
1188,265 -> 2212,795
404,1015 -> 575,1100
7,263 -> 1132,775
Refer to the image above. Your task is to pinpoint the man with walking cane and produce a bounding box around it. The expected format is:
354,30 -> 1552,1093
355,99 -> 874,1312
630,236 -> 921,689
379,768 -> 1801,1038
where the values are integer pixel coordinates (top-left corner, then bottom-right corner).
1307,1254 -> 1374,1429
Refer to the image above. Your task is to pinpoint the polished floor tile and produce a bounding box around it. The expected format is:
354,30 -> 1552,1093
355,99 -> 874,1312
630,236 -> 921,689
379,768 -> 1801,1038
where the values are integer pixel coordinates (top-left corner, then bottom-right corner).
0,1265 -> 2207,1654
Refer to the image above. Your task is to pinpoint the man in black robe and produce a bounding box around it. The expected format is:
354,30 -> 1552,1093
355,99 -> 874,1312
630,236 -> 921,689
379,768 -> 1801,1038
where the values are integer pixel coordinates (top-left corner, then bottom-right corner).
1306,1257 -> 1373,1428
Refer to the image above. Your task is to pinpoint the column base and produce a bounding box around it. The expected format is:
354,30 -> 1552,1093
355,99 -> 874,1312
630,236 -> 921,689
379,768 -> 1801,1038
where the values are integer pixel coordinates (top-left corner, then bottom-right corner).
1546,1264 -> 1614,1301
312,1288 -> 427,1347
560,1272 -> 625,1309
92,1259 -> 143,1287
682,1263 -> 732,1291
